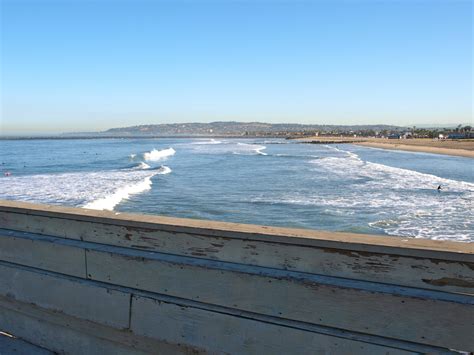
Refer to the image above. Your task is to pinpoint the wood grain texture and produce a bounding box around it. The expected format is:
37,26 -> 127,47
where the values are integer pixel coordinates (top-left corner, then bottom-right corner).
1,200 -> 472,353
1,204 -> 473,294
1,200 -> 472,257
0,262 -> 130,329
0,295 -> 200,355
0,229 -> 85,277
87,249 -> 474,350
131,294 -> 418,355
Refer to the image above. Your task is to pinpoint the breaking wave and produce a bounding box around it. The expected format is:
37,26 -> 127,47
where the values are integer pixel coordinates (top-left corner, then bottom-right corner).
156,165 -> 172,175
187,140 -> 268,156
253,146 -> 474,241
132,162 -> 151,170
83,175 -> 154,211
310,149 -> 474,191
143,148 -> 176,161
0,165 -> 172,211
191,139 -> 223,145
235,143 -> 267,155
315,149 -> 474,240
2,138 -> 471,242
273,153 -> 319,159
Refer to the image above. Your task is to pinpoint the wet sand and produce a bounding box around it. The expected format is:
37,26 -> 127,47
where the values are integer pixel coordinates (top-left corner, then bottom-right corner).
355,141 -> 474,158
298,137 -> 474,158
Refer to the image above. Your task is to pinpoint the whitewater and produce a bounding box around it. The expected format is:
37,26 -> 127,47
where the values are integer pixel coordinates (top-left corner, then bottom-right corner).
0,138 -> 472,242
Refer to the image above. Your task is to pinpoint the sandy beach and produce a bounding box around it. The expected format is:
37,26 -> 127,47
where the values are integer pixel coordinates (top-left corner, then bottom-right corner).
299,137 -> 474,158
356,141 -> 474,158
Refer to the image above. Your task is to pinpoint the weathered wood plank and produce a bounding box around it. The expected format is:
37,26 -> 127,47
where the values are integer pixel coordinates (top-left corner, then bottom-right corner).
130,294 -> 422,355
0,230 -> 85,277
0,262 -> 130,329
1,213 -> 473,294
87,249 -> 474,351
0,332 -> 54,355
1,211 -> 83,240
0,295 -> 197,355
78,224 -> 473,294
1,200 -> 472,257
1,200 -> 473,353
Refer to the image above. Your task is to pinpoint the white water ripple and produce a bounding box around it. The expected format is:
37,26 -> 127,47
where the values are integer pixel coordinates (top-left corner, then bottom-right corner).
0,165 -> 172,211
254,146 -> 473,241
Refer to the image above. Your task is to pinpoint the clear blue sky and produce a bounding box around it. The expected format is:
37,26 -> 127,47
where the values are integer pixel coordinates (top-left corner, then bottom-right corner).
0,0 -> 472,134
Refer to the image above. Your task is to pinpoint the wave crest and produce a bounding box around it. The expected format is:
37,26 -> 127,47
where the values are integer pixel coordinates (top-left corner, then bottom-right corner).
143,148 -> 176,161
83,175 -> 154,211
132,162 -> 151,170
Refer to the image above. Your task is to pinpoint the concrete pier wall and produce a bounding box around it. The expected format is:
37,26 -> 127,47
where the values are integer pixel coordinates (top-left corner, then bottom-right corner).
0,200 -> 472,354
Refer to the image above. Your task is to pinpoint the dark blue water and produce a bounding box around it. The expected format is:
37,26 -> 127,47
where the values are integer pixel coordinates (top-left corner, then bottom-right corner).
1,138 -> 472,241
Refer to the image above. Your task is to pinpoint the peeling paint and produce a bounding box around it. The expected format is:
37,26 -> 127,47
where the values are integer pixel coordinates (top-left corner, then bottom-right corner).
422,277 -> 474,288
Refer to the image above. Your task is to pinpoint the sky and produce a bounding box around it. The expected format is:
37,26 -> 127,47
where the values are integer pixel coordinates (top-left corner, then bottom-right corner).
0,0 -> 472,134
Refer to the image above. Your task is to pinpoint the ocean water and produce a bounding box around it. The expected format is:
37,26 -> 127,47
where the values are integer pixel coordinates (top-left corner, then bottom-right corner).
0,138 -> 472,242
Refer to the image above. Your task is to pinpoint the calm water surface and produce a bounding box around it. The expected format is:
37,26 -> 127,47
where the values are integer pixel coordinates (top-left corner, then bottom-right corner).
1,138 -> 472,241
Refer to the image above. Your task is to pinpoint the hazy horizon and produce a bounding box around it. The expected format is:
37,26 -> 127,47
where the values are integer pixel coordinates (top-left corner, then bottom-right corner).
1,1 -> 472,134
1,120 -> 472,137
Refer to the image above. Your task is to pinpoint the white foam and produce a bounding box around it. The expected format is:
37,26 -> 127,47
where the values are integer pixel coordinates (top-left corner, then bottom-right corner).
83,175 -> 154,210
191,139 -> 223,145
0,166 -> 173,211
311,150 -> 474,192
158,165 -> 172,174
324,145 -> 345,153
262,140 -> 288,144
274,153 -> 319,158
252,145 -> 474,241
236,142 -> 267,155
255,146 -> 267,156
129,154 -> 137,159
84,165 -> 171,210
133,162 -> 151,170
143,148 -> 176,161
319,149 -> 473,240
186,141 -> 268,156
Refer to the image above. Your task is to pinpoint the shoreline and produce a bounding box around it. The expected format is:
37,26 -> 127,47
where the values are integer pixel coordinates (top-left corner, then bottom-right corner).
354,142 -> 474,158
297,136 -> 474,159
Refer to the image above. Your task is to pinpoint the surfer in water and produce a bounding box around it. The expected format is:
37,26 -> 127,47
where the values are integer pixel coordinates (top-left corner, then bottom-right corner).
437,185 -> 442,191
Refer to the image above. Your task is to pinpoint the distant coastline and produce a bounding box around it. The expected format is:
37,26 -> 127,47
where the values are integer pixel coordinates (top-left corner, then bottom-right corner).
4,121 -> 472,143
1,122 -> 406,140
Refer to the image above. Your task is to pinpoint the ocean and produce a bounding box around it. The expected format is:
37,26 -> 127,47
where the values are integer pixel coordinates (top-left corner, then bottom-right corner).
0,138 -> 472,242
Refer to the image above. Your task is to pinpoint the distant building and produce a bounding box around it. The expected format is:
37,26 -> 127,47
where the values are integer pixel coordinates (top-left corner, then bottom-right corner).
447,133 -> 466,139
388,134 -> 400,139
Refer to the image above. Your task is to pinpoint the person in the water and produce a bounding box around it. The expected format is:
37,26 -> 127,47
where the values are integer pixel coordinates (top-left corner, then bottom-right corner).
437,185 -> 442,191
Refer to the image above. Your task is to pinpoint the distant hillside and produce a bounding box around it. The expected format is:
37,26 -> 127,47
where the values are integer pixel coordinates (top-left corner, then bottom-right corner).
67,122 -> 405,137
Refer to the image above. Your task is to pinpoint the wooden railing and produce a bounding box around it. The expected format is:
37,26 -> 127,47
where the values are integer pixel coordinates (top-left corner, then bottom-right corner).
0,200 -> 472,354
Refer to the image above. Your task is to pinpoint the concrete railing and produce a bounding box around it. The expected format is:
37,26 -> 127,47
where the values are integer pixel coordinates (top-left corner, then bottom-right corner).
0,200 -> 472,354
